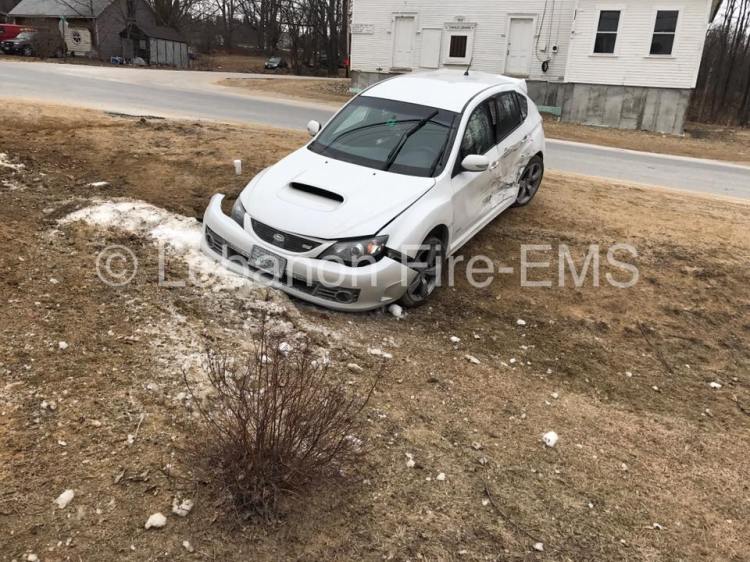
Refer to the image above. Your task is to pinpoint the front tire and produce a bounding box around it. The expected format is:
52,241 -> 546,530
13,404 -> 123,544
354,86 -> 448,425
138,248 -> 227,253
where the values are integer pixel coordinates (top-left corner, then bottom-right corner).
512,155 -> 544,207
22,46 -> 33,57
398,235 -> 444,308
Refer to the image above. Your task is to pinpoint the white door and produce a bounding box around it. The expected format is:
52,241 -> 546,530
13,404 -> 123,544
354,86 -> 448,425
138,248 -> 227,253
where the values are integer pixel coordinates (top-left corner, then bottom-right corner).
452,99 -> 502,239
506,18 -> 533,76
392,16 -> 415,69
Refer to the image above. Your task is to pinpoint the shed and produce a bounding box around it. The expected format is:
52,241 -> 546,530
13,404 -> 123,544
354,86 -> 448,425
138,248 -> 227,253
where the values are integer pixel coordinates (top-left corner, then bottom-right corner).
120,21 -> 188,66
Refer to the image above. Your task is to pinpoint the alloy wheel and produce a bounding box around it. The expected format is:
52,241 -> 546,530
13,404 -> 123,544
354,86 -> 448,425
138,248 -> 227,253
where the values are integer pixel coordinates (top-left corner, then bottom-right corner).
516,160 -> 543,205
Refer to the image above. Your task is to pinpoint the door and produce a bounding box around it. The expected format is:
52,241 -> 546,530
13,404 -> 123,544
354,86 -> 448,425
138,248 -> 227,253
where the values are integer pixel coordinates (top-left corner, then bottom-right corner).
452,100 -> 502,239
506,17 -> 534,76
490,92 -> 529,208
392,16 -> 415,69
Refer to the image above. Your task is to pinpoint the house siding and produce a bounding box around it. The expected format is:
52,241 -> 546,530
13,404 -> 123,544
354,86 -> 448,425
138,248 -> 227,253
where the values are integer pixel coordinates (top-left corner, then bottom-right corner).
351,0 -> 577,83
564,0 -> 713,89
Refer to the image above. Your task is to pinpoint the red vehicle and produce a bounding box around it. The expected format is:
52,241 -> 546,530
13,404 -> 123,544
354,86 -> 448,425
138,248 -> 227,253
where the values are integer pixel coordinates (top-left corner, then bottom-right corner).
0,24 -> 27,43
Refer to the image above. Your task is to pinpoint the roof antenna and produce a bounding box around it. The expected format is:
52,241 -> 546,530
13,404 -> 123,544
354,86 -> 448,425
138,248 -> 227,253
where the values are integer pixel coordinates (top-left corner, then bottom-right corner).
464,57 -> 473,76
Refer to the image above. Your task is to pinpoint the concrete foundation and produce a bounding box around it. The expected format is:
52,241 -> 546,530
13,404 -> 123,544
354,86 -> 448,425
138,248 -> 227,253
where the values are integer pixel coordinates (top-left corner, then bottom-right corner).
351,70 -> 691,135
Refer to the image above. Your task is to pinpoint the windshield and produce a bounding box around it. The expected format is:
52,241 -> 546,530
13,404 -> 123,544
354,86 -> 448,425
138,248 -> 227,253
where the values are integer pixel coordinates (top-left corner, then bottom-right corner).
269,57 -> 281,63
15,32 -> 34,40
308,96 -> 457,177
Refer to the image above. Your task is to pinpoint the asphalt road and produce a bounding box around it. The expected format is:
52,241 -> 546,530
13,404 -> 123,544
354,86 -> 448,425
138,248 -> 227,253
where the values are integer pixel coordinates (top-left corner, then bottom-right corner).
2,60 -> 749,199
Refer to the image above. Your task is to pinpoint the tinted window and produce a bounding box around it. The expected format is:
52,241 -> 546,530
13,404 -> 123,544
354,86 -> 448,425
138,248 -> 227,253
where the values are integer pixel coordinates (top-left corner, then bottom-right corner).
495,93 -> 522,140
308,96 -> 457,177
514,93 -> 528,121
594,10 -> 620,54
460,103 -> 495,158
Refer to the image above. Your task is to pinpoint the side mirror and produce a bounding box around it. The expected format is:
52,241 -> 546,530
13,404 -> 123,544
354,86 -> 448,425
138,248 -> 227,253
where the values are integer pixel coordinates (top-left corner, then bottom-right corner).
461,154 -> 490,172
306,120 -> 321,137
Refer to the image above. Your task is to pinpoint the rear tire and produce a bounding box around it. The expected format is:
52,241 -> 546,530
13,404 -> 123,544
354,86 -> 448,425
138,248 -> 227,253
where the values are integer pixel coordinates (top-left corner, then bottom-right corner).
512,155 -> 544,207
398,235 -> 444,308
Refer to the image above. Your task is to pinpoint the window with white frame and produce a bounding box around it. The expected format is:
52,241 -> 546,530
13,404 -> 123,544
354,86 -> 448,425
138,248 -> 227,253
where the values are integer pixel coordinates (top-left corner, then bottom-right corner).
650,10 -> 678,55
443,24 -> 475,64
593,10 -> 621,54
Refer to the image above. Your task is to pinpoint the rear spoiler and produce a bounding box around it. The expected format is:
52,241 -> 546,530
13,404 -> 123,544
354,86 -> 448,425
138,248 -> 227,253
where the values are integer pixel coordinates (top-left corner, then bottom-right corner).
504,76 -> 528,95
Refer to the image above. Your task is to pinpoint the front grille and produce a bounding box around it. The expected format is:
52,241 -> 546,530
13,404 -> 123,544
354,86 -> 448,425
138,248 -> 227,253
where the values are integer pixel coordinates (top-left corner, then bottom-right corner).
251,219 -> 321,253
204,227 -> 359,304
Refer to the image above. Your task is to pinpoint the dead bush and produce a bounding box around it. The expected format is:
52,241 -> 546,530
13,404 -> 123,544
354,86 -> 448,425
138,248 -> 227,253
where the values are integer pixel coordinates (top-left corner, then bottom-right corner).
185,321 -> 376,518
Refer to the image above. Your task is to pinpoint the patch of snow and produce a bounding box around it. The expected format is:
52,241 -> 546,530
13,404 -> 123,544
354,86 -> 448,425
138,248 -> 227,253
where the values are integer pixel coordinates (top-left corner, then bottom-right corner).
368,348 -> 392,360
172,498 -> 194,517
405,453 -> 416,468
278,341 -> 292,354
58,341 -> 69,350
387,304 -> 404,319
0,153 -> 25,171
516,319 -> 527,326
533,542 -> 544,552
182,540 -> 194,553
464,354 -> 480,364
54,489 -> 75,509
435,472 -> 446,481
87,181 -> 110,188
60,199 -> 248,291
449,336 -> 461,344
347,363 -> 363,373
542,431 -> 559,448
145,512 -> 167,529
550,392 -> 559,400
26,554 -> 39,562
709,381 -> 722,389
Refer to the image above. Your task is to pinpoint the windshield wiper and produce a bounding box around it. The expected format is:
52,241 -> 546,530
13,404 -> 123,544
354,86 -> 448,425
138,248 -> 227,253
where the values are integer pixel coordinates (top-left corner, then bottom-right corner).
319,118 -> 423,155
383,110 -> 440,171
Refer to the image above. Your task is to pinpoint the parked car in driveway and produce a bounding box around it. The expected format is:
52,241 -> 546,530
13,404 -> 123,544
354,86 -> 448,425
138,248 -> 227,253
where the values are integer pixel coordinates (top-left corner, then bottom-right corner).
202,70 -> 545,311
0,24 -> 27,44
1,28 -> 64,57
264,56 -> 287,70
1,30 -> 36,55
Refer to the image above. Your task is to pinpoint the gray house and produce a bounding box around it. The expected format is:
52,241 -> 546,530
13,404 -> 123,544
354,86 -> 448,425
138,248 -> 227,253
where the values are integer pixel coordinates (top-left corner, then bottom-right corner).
9,0 -> 188,66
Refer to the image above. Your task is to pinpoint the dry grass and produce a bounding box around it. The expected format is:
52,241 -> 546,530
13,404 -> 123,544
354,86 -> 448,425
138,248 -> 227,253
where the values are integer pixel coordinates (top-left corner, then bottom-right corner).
0,102 -> 748,560
218,77 -> 352,105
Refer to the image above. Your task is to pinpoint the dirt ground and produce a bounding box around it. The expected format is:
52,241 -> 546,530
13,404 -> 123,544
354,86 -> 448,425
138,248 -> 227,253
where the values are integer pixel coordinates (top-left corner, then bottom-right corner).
1,102 -> 748,561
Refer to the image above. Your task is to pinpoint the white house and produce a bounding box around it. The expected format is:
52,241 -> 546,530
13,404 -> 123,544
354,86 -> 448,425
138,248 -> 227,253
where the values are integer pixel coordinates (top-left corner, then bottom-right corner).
350,0 -> 722,134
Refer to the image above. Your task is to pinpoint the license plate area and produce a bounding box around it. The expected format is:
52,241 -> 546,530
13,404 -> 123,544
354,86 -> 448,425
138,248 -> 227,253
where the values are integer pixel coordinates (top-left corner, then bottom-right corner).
250,245 -> 287,277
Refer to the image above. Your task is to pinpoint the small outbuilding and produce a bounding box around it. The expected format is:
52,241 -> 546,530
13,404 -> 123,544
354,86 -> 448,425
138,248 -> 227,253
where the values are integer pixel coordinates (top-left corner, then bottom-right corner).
9,0 -> 188,67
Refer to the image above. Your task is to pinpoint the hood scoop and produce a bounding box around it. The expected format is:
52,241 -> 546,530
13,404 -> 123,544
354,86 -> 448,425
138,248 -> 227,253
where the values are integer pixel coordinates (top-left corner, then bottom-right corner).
290,182 -> 344,203
277,182 -> 344,212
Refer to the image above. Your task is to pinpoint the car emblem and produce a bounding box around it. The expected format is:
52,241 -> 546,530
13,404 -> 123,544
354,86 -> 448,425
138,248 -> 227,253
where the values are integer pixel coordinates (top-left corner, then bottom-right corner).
272,233 -> 285,245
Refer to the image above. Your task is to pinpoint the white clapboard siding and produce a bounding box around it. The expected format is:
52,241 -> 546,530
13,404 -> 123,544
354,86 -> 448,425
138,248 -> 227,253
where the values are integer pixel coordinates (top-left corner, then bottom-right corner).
563,0 -> 712,89
350,0 -> 577,82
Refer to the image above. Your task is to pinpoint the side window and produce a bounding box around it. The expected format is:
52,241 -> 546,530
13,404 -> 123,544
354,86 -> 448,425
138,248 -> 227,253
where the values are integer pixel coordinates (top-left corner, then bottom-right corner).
495,93 -> 522,140
460,102 -> 495,158
515,92 -> 528,121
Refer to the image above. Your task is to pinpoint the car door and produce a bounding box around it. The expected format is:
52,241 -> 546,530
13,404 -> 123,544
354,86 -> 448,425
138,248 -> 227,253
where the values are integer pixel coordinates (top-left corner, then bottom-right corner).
451,98 -> 502,240
490,92 -> 530,207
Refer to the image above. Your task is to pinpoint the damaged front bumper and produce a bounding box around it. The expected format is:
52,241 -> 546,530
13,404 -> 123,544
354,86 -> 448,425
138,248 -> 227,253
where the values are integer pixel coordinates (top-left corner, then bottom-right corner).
200,194 -> 416,311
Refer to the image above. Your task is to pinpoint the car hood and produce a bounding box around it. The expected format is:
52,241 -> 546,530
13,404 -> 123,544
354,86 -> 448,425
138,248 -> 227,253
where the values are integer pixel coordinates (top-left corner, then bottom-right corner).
241,147 -> 435,239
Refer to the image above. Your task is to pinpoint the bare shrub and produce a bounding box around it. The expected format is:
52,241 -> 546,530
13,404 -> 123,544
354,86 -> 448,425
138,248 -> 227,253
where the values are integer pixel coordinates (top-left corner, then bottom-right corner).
185,320 -> 376,518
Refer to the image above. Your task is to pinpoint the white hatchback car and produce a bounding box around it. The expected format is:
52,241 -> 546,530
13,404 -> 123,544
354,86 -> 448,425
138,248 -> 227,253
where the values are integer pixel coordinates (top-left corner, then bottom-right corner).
202,69 -> 545,311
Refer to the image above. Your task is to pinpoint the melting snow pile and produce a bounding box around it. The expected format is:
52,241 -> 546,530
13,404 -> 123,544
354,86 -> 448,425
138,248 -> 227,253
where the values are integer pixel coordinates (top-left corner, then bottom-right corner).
0,153 -> 25,172
60,199 -> 249,291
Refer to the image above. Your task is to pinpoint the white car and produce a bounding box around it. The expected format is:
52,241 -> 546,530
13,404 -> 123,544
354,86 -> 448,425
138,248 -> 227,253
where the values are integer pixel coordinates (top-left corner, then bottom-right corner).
202,69 -> 545,311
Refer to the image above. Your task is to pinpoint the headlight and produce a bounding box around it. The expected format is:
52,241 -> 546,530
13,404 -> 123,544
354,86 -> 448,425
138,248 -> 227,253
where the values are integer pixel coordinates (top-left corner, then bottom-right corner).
230,197 -> 246,226
319,235 -> 389,267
